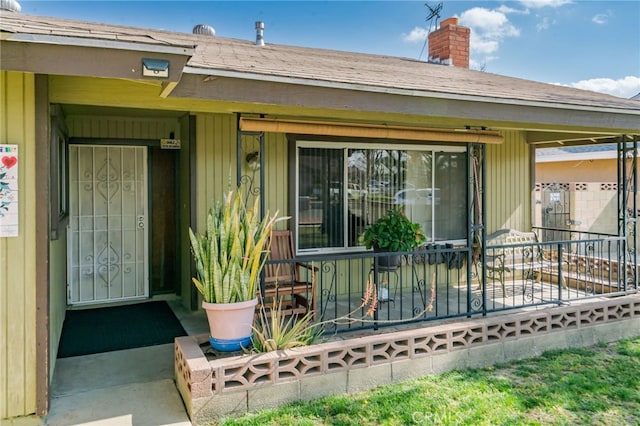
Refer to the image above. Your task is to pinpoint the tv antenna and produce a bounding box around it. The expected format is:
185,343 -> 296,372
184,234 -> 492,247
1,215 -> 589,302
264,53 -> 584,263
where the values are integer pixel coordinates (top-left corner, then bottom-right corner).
425,2 -> 443,28
419,2 -> 443,60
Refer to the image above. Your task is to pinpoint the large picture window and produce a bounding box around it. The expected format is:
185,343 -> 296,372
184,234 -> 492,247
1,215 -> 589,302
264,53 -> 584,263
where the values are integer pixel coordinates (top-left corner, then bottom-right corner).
296,141 -> 467,253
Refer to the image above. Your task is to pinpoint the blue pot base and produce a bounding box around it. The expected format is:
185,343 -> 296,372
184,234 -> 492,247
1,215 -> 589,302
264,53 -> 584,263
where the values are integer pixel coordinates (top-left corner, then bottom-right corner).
209,335 -> 252,352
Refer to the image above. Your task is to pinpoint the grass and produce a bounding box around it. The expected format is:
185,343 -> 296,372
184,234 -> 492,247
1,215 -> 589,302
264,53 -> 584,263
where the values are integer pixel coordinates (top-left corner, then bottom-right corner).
216,337 -> 640,425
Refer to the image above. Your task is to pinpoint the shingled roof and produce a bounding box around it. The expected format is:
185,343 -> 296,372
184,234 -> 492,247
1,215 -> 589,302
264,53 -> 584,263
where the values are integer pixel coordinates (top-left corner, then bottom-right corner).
2,10 -> 639,115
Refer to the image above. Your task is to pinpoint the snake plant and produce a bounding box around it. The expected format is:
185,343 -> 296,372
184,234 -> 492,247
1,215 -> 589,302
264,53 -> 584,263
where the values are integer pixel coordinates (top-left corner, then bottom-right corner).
189,189 -> 283,304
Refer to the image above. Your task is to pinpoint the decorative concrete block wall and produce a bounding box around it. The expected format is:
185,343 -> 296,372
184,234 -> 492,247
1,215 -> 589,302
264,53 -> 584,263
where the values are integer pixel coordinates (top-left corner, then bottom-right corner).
175,295 -> 640,424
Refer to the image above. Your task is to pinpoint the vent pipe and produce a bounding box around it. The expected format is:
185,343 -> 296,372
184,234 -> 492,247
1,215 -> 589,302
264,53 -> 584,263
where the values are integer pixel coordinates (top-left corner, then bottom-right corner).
255,21 -> 264,46
0,0 -> 21,12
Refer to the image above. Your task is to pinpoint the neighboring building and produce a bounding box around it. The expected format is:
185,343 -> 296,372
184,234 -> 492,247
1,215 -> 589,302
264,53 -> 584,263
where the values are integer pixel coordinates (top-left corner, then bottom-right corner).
535,143 -> 639,248
1,8 -> 639,423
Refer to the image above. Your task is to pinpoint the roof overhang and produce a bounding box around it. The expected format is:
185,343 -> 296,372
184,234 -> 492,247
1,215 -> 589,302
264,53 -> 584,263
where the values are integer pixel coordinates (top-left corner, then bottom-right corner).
0,33 -> 194,85
173,72 -> 640,135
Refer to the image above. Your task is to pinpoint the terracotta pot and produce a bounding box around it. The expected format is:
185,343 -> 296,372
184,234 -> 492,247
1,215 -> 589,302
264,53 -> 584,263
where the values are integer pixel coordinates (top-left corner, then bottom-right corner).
202,298 -> 258,352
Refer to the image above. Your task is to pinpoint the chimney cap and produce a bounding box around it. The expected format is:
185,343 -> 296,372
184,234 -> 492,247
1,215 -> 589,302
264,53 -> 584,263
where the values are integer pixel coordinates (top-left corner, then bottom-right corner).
440,17 -> 459,27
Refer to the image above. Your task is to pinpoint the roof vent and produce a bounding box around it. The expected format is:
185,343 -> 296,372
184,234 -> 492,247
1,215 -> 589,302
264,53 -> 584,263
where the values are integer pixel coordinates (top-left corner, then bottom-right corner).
255,21 -> 264,46
192,24 -> 216,36
0,0 -> 21,12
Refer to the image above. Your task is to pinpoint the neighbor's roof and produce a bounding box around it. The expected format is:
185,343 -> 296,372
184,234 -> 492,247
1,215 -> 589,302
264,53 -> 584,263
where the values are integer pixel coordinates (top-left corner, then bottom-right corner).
1,10 -> 640,113
536,143 -> 640,162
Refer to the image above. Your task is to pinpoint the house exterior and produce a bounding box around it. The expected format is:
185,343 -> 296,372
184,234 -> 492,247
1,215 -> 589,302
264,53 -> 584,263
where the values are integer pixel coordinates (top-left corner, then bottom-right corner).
536,144 -> 635,233
1,9 -> 639,422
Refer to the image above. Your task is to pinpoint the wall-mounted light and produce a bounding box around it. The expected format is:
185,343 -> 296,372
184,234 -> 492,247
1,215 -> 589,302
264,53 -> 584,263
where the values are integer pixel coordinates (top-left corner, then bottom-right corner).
246,151 -> 260,171
142,58 -> 169,78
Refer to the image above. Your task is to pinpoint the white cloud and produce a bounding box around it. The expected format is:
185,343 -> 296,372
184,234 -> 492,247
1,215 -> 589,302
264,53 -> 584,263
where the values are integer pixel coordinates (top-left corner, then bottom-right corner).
592,11 -> 612,25
536,17 -> 553,31
459,8 -> 520,55
403,26 -> 428,43
496,5 -> 530,15
473,38 -> 500,55
555,76 -> 640,98
518,0 -> 572,9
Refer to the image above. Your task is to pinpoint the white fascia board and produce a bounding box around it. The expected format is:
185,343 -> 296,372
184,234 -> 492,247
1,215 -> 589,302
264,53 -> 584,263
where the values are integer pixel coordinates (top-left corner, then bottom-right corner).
183,65 -> 640,117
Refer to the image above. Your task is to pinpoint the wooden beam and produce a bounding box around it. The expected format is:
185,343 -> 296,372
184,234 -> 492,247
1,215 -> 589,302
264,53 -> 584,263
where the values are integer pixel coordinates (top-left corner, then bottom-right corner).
239,117 -> 504,144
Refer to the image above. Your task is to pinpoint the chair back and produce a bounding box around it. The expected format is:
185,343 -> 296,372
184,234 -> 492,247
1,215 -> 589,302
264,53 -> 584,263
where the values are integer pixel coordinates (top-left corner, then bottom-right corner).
264,230 -> 297,284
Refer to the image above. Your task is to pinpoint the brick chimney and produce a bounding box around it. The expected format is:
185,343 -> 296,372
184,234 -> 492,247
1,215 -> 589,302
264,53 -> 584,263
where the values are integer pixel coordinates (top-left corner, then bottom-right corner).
428,17 -> 470,68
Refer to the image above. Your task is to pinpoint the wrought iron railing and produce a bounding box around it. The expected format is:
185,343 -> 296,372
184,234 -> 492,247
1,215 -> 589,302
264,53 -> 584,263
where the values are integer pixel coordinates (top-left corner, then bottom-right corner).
262,232 -> 638,335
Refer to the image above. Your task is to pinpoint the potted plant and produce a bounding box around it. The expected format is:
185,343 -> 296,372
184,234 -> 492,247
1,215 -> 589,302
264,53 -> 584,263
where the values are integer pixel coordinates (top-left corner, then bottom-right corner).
189,189 -> 283,352
362,207 -> 426,268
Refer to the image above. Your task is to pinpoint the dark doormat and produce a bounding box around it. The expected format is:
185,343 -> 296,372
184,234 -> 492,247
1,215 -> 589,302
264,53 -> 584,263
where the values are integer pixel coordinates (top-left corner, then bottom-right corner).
57,301 -> 187,358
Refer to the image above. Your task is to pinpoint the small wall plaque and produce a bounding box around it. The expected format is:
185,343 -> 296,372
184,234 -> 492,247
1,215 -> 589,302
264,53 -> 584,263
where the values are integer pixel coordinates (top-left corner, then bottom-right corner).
161,139 -> 181,150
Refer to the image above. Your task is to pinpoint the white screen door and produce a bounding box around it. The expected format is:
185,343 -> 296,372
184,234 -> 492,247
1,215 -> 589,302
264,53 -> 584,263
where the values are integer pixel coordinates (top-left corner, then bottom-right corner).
67,145 -> 148,305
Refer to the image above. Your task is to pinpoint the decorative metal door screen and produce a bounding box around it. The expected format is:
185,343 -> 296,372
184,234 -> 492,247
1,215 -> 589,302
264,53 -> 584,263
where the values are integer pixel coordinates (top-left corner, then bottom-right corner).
541,182 -> 571,242
67,145 -> 149,305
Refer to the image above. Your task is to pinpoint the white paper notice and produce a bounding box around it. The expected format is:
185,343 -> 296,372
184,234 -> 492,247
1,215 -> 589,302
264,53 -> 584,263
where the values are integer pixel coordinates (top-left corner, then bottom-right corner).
0,144 -> 19,237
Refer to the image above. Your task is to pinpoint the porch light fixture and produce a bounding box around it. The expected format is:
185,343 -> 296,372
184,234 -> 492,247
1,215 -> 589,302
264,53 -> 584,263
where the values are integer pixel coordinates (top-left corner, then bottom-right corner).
239,117 -> 503,144
245,151 -> 260,170
142,58 -> 169,78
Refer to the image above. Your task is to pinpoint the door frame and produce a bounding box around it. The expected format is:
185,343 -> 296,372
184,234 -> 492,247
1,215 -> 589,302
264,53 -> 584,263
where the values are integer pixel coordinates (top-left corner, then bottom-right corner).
68,137 -> 182,302
67,143 -> 150,305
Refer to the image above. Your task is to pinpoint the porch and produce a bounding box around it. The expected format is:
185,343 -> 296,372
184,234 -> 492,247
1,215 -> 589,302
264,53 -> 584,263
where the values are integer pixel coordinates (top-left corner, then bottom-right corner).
263,227 -> 638,335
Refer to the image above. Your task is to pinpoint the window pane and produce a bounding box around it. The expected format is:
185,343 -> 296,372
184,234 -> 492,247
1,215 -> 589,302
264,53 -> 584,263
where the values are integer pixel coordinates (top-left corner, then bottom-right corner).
297,144 -> 467,252
434,152 -> 467,240
347,149 -> 368,247
399,150 -> 434,241
298,147 -> 344,249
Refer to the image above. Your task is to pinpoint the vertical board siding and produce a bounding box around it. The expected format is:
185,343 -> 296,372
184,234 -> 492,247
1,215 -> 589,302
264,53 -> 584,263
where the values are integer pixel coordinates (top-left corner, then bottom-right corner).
264,132 -> 289,228
49,235 -> 67,383
194,113 -> 237,229
0,71 -> 37,419
485,131 -> 531,233
192,117 -> 290,240
65,115 -> 180,140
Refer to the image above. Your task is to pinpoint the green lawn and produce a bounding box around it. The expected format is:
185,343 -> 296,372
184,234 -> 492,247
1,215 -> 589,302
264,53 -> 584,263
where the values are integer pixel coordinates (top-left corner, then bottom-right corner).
217,337 -> 640,425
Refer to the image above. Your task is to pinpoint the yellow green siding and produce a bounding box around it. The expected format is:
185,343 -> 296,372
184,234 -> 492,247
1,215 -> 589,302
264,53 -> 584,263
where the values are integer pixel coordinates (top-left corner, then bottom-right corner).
263,132 -> 289,229
194,113 -> 238,229
65,115 -> 181,139
486,131 -> 532,233
0,71 -> 37,419
49,235 -> 67,384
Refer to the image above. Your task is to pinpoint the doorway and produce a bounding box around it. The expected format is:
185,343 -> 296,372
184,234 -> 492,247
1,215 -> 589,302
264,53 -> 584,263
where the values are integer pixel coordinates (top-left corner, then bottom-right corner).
66,143 -> 182,305
67,145 -> 149,305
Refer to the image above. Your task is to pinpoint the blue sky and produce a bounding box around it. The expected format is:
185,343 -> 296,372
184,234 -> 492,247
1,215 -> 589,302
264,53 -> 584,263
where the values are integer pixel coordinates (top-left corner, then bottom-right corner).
17,0 -> 640,98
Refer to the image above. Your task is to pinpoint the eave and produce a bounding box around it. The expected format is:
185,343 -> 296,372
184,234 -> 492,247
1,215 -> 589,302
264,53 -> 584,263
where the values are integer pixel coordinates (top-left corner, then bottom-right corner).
0,36 -> 193,85
171,72 -> 640,135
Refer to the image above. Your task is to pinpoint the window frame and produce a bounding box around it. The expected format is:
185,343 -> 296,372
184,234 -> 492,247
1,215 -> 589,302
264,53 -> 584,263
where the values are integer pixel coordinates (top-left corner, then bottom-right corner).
294,139 -> 467,255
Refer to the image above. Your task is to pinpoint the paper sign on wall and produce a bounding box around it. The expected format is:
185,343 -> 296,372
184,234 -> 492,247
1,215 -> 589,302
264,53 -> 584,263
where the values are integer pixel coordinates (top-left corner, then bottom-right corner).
0,144 -> 19,237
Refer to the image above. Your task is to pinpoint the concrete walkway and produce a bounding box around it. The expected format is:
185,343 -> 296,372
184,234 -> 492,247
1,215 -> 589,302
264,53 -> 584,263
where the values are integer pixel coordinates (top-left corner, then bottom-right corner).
46,301 -> 209,426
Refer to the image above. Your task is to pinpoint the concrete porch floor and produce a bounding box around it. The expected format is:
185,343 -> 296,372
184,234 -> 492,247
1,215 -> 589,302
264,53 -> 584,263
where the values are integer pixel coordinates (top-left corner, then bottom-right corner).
44,279 -> 594,425
45,300 -> 209,426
